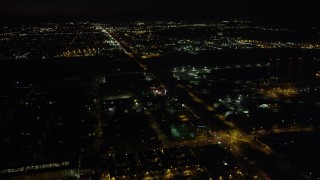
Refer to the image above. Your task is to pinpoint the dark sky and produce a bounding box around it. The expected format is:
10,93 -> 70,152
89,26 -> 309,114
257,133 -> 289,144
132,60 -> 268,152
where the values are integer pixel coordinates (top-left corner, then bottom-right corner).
1,0 -> 317,19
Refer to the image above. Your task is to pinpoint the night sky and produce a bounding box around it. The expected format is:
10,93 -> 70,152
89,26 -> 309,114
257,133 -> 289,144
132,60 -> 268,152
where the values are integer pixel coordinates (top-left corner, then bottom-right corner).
1,0 -> 318,20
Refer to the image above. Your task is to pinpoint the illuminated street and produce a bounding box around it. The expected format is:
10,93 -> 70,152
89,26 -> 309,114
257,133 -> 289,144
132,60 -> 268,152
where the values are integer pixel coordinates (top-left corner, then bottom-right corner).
0,3 -> 320,178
